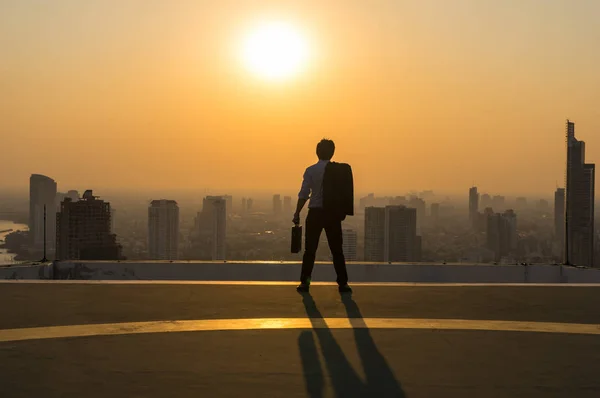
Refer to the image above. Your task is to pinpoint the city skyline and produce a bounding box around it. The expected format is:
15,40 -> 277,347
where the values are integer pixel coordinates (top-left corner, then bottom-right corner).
1,152 -> 598,266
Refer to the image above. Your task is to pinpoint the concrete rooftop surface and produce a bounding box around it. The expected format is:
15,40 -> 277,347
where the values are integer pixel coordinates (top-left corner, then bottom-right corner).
1,281 -> 600,397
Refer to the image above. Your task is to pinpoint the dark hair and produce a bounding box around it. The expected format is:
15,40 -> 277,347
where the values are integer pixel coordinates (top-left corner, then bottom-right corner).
316,139 -> 335,160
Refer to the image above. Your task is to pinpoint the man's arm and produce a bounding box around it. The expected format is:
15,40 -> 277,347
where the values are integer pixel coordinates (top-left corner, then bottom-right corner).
293,169 -> 311,224
293,198 -> 308,225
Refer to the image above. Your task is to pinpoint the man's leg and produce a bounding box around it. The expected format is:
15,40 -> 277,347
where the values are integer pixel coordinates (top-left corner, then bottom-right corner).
300,209 -> 323,284
325,217 -> 348,286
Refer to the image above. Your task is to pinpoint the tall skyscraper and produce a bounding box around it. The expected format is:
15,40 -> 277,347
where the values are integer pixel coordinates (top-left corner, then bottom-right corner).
342,229 -> 357,261
56,190 -> 122,260
468,187 -> 479,226
148,200 -> 179,260
200,196 -> 227,260
247,198 -> 254,212
554,188 -> 565,250
486,209 -> 517,263
273,194 -> 282,216
29,174 -> 57,252
364,207 -> 385,261
283,196 -> 292,215
241,197 -> 247,214
565,120 -> 595,266
384,205 -> 420,262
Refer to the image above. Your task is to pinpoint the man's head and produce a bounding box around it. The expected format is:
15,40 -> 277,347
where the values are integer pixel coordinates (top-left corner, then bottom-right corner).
316,139 -> 335,161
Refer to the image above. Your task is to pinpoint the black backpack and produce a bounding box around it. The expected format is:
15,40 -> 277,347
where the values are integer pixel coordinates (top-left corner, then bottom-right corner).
322,162 -> 354,220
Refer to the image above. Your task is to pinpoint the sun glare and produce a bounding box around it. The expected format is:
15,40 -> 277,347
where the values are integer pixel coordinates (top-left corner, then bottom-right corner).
242,21 -> 309,81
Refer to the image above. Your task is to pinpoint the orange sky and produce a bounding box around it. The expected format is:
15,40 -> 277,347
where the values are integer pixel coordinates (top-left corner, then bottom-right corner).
1,0 -> 599,196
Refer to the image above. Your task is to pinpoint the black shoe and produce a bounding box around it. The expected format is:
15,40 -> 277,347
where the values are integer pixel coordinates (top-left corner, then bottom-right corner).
296,283 -> 310,293
338,284 -> 352,294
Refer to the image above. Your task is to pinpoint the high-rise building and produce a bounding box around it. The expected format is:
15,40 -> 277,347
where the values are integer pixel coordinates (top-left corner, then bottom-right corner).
55,192 -> 66,207
486,209 -> 517,262
565,120 -> 595,266
554,188 -> 565,251
408,196 -> 426,233
364,207 -> 385,261
247,198 -> 254,212
515,197 -> 527,209
536,199 -> 550,211
365,205 -> 421,262
29,174 -> 58,252
222,195 -> 233,215
273,194 -> 282,216
359,193 -> 375,211
241,197 -> 247,214
492,195 -> 505,211
55,190 -> 122,260
595,238 -> 600,268
200,196 -> 227,260
283,196 -> 292,215
483,207 -> 494,221
481,193 -> 492,209
384,205 -> 420,262
148,199 -> 179,260
390,196 -> 407,206
504,209 -> 518,250
66,190 -> 79,201
430,203 -> 440,226
55,190 -> 80,211
342,229 -> 357,261
469,187 -> 479,226
110,208 -> 116,233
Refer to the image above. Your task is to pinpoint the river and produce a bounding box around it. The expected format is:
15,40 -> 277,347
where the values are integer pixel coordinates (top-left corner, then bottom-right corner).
0,220 -> 28,265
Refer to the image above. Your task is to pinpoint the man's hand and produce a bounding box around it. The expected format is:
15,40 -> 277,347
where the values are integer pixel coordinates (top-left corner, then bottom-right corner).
292,212 -> 300,225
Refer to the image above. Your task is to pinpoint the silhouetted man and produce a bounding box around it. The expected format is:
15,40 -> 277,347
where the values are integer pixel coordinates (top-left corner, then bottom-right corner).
293,139 -> 352,293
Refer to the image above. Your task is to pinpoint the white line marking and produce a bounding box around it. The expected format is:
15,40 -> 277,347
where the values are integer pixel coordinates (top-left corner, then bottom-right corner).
1,318 -> 599,343
1,280 -> 599,287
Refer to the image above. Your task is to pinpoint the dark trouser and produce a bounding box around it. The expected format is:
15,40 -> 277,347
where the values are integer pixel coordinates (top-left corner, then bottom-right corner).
300,208 -> 348,286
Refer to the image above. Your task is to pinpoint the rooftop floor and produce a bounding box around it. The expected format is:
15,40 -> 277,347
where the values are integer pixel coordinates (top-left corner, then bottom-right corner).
1,282 -> 599,397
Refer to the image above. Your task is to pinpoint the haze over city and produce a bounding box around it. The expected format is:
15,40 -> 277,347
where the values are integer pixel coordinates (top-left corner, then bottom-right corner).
3,3 -> 600,398
2,0 -> 600,195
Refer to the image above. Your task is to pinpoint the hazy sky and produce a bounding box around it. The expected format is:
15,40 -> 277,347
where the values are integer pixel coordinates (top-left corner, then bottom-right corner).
2,0 -> 599,196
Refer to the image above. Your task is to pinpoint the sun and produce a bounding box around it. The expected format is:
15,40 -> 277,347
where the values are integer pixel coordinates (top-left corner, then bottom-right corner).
241,21 -> 310,81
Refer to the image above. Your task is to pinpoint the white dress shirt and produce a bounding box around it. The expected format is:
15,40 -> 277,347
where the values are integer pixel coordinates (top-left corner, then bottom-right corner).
298,159 -> 329,208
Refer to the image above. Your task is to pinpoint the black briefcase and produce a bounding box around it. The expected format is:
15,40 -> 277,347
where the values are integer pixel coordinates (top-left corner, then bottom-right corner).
291,225 -> 302,253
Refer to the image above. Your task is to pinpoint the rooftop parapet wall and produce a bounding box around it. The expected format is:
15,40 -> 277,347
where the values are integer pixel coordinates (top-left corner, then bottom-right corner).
1,261 -> 596,283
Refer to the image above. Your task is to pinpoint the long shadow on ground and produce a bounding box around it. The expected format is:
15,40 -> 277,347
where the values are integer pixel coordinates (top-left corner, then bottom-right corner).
299,292 -> 406,398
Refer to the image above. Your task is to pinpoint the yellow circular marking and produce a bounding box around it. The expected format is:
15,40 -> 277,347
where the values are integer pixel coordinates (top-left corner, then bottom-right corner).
0,318 -> 599,343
